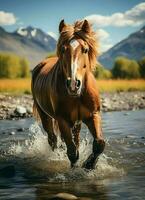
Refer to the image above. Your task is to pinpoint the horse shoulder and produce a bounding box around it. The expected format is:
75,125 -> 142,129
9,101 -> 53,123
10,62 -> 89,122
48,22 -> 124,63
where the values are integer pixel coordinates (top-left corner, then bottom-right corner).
40,57 -> 58,73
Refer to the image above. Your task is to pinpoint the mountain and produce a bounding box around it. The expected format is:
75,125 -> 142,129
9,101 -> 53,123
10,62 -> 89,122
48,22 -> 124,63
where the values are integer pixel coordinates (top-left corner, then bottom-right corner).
99,26 -> 145,69
0,26 -> 57,68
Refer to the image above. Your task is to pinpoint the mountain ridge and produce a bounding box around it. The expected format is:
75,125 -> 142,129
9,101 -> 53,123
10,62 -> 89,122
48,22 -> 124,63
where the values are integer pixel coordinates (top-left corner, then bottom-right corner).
99,26 -> 145,69
0,26 -> 57,68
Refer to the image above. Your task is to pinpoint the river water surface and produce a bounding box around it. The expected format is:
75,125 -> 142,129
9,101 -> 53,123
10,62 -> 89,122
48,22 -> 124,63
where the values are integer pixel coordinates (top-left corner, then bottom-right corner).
0,110 -> 145,200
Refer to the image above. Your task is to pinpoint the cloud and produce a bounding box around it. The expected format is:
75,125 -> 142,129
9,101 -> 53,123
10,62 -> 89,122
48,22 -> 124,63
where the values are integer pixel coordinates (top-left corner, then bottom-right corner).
85,2 -> 145,27
96,29 -> 110,40
96,29 -> 113,52
48,31 -> 58,40
0,11 -> 17,25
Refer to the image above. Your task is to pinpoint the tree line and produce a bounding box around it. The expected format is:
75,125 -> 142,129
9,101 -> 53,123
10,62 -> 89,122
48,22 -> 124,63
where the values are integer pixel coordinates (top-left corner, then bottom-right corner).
0,52 -> 145,79
0,53 -> 30,78
95,57 -> 145,79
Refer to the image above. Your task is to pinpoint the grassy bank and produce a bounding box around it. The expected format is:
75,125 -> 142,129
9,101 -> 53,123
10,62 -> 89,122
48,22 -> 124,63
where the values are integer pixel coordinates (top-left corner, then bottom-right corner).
96,79 -> 145,92
0,78 -> 145,94
0,78 -> 31,94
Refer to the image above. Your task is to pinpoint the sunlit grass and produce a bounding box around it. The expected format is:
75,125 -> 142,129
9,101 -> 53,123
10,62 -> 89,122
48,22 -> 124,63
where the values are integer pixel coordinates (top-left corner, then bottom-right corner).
0,78 -> 145,94
96,79 -> 145,92
0,78 -> 31,94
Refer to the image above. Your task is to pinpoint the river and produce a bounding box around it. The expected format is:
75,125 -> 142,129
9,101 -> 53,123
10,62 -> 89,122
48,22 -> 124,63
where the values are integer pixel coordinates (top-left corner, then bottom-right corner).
0,110 -> 145,200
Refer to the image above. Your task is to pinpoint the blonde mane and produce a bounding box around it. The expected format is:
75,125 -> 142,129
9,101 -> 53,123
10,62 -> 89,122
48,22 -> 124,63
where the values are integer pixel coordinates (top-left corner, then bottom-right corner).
57,20 -> 99,71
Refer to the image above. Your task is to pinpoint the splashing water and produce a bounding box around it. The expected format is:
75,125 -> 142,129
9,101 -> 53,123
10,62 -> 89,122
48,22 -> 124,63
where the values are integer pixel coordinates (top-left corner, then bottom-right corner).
0,121 -> 125,181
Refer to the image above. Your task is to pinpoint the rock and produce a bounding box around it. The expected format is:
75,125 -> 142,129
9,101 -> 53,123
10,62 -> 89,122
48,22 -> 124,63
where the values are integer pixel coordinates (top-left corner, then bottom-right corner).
15,106 -> 27,115
50,193 -> 78,200
27,107 -> 33,114
102,99 -> 111,109
17,128 -> 25,132
9,131 -> 15,135
124,112 -> 129,116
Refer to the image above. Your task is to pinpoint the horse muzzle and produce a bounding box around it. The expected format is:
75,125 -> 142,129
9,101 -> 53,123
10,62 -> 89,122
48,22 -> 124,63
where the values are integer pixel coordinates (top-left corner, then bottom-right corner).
66,77 -> 82,96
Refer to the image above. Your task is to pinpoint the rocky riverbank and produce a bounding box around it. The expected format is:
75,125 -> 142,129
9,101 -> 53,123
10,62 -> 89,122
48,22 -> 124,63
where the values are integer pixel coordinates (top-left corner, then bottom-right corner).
0,91 -> 145,120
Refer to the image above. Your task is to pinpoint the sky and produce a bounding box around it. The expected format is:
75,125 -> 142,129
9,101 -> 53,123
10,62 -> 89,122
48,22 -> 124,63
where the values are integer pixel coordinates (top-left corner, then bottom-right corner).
0,0 -> 145,52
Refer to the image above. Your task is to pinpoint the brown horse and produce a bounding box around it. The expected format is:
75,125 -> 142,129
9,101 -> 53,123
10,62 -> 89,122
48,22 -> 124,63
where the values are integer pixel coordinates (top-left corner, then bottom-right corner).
31,19 -> 105,170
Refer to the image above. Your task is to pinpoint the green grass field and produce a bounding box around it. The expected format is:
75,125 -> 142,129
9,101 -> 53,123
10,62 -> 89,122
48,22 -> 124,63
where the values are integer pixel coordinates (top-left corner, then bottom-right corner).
0,78 -> 145,94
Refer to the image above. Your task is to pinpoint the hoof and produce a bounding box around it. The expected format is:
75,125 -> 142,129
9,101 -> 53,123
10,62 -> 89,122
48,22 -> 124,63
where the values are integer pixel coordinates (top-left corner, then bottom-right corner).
82,153 -> 98,170
70,150 -> 79,168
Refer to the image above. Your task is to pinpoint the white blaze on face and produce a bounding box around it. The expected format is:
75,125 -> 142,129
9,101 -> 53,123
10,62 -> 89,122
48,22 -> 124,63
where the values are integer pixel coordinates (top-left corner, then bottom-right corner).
70,39 -> 79,91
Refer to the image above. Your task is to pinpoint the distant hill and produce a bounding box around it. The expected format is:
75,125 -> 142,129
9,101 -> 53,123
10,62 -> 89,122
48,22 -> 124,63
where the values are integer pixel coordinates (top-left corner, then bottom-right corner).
99,26 -> 145,69
0,26 -> 57,68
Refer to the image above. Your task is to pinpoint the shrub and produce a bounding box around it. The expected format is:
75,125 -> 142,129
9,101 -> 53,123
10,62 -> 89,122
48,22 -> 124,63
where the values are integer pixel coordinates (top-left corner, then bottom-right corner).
138,57 -> 145,78
112,57 -> 140,79
0,53 -> 30,78
94,64 -> 112,79
20,58 -> 30,78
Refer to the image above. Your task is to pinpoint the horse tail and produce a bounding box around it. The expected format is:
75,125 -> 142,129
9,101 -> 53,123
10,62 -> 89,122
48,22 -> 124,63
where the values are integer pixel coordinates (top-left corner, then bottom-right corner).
33,102 -> 40,122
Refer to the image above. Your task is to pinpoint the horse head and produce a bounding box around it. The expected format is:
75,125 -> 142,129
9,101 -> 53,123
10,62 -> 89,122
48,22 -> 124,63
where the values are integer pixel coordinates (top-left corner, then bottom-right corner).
57,19 -> 98,96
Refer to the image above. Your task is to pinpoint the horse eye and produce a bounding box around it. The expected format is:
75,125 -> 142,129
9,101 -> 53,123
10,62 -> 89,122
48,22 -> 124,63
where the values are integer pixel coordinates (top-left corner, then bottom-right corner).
82,48 -> 89,54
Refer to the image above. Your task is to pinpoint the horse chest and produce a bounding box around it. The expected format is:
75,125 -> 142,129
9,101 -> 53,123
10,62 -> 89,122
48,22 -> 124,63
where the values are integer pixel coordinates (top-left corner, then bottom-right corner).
57,99 -> 91,125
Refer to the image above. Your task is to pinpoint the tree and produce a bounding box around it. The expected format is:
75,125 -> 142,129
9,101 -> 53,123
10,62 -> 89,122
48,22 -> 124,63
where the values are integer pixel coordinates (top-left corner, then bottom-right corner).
138,57 -> 145,78
20,58 -> 30,77
94,64 -> 112,79
112,57 -> 140,79
0,53 -> 30,78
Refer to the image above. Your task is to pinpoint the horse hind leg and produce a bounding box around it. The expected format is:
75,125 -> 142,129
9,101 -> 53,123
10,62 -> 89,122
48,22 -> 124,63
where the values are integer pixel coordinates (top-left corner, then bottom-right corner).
34,102 -> 57,150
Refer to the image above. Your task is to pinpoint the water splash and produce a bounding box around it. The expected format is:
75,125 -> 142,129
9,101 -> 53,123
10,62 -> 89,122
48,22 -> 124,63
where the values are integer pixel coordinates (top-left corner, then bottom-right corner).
1,122 -> 125,181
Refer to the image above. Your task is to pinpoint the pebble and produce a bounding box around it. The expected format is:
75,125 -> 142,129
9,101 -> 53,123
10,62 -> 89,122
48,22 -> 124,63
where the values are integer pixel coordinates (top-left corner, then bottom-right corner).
15,106 -> 27,115
124,112 -> 129,116
17,128 -> 25,132
0,92 -> 145,120
50,193 -> 78,200
9,131 -> 15,135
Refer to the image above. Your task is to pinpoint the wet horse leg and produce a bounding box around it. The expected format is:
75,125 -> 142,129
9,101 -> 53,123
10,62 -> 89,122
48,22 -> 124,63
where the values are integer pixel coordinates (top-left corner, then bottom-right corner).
82,111 -> 105,170
72,122 -> 81,149
35,104 -> 57,150
58,119 -> 79,168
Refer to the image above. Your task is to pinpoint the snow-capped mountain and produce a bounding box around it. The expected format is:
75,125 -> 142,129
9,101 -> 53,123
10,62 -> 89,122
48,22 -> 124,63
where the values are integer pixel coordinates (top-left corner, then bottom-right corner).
99,26 -> 145,69
0,26 -> 57,68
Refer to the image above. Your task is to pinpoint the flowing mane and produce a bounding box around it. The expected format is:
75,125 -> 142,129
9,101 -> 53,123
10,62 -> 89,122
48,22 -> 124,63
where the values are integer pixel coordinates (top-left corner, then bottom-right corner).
57,20 -> 99,71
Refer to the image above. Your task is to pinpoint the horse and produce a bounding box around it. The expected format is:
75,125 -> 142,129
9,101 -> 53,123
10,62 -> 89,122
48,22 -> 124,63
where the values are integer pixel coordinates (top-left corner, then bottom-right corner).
31,19 -> 105,170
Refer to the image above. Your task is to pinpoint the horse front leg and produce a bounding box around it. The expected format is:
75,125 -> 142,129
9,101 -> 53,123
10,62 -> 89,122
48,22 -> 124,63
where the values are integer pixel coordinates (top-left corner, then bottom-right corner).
58,119 -> 79,168
82,111 -> 105,170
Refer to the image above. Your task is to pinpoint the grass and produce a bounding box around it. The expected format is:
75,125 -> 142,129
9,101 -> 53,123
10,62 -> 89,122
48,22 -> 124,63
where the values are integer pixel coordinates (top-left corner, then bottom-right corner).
96,79 -> 145,92
0,78 -> 145,94
0,78 -> 31,94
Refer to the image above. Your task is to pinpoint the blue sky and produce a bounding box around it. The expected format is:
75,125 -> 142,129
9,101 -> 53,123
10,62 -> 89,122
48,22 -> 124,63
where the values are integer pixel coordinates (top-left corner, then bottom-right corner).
0,0 -> 145,52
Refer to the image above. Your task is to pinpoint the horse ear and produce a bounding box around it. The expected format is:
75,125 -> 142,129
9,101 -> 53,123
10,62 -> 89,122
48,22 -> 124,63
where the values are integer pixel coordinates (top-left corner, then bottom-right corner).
59,19 -> 66,33
82,20 -> 91,33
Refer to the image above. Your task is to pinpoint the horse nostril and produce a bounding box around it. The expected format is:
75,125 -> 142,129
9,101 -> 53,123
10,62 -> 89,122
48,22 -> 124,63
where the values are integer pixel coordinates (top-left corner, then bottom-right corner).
66,78 -> 71,88
76,80 -> 81,89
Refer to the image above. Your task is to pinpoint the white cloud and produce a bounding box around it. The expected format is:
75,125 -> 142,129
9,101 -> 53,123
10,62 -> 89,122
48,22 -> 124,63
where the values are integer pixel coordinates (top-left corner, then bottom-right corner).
0,11 -> 17,25
96,29 -> 110,40
48,31 -> 58,40
85,2 -> 145,27
96,29 -> 113,52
